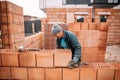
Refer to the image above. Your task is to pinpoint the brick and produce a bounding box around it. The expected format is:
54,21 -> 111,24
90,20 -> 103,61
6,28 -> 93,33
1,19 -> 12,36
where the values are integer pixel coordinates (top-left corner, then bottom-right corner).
76,31 -> 84,39
73,22 -> 81,30
82,47 -> 98,55
115,69 -> 120,80
0,67 -> 11,79
1,54 -> 18,67
28,68 -> 45,80
99,39 -> 107,47
63,68 -> 79,80
89,23 -> 97,30
36,52 -> 53,67
91,30 -> 100,39
84,40 -> 99,47
97,22 -> 110,31
11,67 -> 27,80
45,68 -> 62,80
81,23 -> 89,30
98,47 -> 106,51
80,68 -> 97,80
54,49 -> 72,67
19,53 -> 36,67
97,69 -> 114,80
99,31 -> 108,39
82,55 -> 105,63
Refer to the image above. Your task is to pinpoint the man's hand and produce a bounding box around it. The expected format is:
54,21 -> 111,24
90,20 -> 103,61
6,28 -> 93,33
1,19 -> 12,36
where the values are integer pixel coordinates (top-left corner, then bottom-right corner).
68,60 -> 80,69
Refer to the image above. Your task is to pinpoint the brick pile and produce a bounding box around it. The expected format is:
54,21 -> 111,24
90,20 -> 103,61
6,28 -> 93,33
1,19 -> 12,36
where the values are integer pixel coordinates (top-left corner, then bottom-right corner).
68,22 -> 110,63
0,1 -> 24,49
0,49 -> 120,80
44,24 -> 67,49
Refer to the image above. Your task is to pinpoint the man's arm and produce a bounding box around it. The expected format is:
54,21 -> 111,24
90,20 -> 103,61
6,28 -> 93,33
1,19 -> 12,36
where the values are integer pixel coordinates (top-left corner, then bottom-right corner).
69,33 -> 81,63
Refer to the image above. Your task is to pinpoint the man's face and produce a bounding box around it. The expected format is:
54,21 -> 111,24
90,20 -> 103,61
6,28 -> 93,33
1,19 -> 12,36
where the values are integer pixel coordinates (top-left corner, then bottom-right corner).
54,31 -> 63,39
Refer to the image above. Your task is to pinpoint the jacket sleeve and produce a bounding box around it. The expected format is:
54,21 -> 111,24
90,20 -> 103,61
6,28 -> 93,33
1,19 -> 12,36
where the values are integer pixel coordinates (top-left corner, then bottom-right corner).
69,33 -> 81,63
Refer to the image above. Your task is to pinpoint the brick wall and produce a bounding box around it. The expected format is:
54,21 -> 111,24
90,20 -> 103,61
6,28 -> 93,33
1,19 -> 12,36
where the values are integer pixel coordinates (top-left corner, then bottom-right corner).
68,22 -> 109,63
0,1 -> 24,49
0,49 -> 120,80
0,1 -> 44,49
42,8 -> 120,45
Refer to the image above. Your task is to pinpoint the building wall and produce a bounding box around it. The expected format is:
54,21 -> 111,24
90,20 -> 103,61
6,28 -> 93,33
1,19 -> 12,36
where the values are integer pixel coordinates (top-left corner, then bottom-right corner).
42,8 -> 120,44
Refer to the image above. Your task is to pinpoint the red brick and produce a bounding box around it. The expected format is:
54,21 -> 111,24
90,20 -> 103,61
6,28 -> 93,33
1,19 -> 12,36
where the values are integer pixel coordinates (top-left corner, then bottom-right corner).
19,53 -> 36,67
83,31 -> 92,40
115,69 -> 120,80
97,69 -> 114,80
82,47 -> 98,55
28,68 -> 45,80
99,39 -> 107,47
73,22 -> 81,30
0,67 -> 11,79
98,47 -> 106,51
81,23 -> 89,30
63,68 -> 79,80
97,22 -> 110,31
82,55 -> 105,63
80,68 -> 97,80
76,31 -> 84,39
1,54 -> 18,67
45,68 -> 62,80
91,30 -> 100,39
11,67 -> 27,80
89,23 -> 97,30
54,49 -> 72,67
36,52 -> 53,67
99,31 -> 108,39
84,40 -> 99,47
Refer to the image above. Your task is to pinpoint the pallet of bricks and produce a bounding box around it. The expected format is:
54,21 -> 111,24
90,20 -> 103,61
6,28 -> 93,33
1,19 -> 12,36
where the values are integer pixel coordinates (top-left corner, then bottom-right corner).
44,23 -> 67,49
68,22 -> 110,63
0,49 -> 120,80
0,1 -> 25,49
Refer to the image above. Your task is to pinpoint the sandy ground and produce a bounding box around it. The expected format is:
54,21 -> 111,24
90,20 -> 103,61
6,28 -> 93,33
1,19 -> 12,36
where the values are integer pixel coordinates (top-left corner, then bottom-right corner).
105,45 -> 120,62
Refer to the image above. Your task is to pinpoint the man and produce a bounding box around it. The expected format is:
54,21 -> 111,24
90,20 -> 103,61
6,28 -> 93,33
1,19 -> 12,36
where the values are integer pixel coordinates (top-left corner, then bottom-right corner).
51,23 -> 82,68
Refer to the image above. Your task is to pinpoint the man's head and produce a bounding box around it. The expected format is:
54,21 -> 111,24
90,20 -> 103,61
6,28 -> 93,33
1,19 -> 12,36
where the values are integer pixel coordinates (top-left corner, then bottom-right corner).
51,23 -> 64,39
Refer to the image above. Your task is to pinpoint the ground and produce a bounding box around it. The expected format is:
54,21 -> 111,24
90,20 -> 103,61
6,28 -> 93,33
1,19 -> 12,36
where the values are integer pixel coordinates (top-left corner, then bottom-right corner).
105,44 -> 120,62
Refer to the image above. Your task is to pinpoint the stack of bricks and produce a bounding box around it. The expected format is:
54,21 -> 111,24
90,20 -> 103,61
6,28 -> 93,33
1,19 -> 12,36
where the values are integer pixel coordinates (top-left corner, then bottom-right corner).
0,1 -> 24,49
23,32 -> 44,49
0,49 -> 120,80
44,23 -> 67,49
68,22 -> 110,63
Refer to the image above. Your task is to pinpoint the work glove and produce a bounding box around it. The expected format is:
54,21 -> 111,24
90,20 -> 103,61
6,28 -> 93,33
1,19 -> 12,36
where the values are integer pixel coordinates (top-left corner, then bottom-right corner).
68,60 -> 80,69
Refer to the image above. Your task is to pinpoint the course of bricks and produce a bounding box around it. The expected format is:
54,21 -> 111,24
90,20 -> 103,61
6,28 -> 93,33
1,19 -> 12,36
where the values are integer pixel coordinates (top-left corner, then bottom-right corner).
0,1 -> 44,49
44,24 -> 67,49
68,22 -> 109,63
0,49 -> 120,80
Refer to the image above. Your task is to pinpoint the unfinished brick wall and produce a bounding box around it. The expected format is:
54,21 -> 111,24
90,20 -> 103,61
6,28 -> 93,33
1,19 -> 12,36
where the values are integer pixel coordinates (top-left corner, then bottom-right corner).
0,1 -> 24,49
0,49 -> 120,80
0,1 -> 44,49
44,24 -> 67,49
43,8 -> 120,45
68,22 -> 109,63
